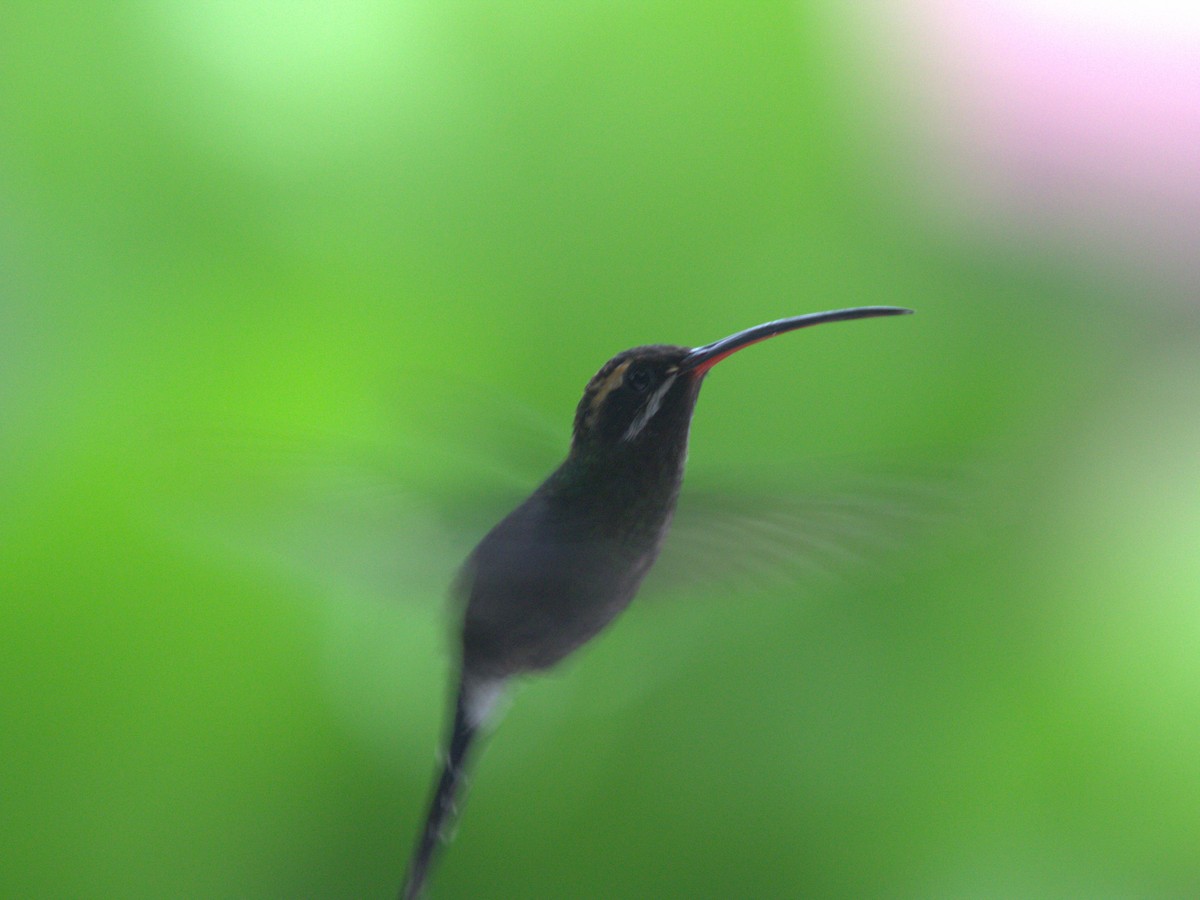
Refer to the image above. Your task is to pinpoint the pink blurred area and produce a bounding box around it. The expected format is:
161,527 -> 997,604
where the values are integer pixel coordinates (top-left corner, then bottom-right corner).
862,1 -> 1200,292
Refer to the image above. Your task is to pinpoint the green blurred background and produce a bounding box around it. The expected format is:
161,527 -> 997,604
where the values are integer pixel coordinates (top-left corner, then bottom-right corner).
4,2 -> 1198,897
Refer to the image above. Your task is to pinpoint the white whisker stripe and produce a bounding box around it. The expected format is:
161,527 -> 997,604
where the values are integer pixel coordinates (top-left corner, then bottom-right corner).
623,375 -> 676,441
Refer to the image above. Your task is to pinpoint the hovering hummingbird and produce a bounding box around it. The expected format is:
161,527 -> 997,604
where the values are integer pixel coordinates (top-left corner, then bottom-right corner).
400,306 -> 912,898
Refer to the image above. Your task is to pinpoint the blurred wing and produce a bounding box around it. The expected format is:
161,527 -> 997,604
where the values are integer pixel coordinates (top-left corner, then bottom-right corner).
180,460 -> 500,603
147,379 -> 563,604
647,469 -> 961,598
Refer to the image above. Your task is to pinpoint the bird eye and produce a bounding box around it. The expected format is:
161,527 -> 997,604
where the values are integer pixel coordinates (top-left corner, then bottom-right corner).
626,367 -> 652,393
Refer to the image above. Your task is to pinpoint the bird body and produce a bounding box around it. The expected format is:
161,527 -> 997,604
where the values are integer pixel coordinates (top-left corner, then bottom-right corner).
401,308 -> 910,898
462,345 -> 699,684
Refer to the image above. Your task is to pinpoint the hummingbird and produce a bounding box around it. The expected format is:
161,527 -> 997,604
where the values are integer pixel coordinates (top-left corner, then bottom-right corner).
400,306 -> 912,899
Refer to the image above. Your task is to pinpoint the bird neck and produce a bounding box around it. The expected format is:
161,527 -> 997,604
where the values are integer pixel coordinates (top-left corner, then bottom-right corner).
550,430 -> 690,525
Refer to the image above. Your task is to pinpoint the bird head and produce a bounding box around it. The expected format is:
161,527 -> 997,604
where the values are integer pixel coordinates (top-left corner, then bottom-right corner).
569,306 -> 912,461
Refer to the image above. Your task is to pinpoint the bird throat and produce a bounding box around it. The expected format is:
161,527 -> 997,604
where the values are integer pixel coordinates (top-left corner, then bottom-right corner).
554,423 -> 690,546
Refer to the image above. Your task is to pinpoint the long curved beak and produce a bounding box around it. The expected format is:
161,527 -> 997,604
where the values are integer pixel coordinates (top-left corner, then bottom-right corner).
681,306 -> 913,376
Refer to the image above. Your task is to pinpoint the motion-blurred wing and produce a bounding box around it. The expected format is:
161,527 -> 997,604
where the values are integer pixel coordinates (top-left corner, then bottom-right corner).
647,470 -> 959,599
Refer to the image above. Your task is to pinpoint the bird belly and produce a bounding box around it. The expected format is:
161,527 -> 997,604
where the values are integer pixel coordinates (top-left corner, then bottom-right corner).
460,539 -> 657,680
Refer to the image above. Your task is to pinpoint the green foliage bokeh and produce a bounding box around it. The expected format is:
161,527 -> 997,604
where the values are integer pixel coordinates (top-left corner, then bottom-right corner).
3,3 -> 1198,898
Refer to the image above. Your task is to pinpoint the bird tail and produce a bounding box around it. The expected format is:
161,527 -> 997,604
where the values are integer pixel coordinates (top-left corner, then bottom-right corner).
400,678 -> 498,900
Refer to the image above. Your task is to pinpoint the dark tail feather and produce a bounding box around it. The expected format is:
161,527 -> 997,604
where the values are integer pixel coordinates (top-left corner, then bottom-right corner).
400,684 -> 481,900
